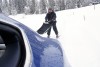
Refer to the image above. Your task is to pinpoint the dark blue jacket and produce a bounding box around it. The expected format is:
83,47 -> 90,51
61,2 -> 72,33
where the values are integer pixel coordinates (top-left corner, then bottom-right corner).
45,12 -> 56,22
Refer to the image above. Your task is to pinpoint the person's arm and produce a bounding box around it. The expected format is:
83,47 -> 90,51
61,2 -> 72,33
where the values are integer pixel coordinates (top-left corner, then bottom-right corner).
52,12 -> 56,21
45,13 -> 48,22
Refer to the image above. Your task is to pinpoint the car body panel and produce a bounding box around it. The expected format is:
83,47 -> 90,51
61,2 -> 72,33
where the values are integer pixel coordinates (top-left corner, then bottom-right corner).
0,13 -> 64,67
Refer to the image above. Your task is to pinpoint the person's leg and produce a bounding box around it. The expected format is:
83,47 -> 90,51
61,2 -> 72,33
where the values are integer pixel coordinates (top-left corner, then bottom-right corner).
47,27 -> 51,38
53,23 -> 58,37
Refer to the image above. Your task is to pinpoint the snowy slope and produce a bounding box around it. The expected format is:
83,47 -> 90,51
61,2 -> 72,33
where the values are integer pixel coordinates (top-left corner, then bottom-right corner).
10,4 -> 100,67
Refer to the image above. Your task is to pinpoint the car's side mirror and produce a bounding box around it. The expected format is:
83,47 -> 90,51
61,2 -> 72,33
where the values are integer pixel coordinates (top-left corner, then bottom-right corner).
0,22 -> 26,67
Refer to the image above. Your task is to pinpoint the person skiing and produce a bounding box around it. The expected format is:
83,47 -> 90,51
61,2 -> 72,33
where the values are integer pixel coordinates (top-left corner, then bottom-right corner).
45,8 -> 59,38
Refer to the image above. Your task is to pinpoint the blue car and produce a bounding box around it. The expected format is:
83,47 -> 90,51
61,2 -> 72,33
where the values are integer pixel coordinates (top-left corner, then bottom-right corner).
0,13 -> 68,67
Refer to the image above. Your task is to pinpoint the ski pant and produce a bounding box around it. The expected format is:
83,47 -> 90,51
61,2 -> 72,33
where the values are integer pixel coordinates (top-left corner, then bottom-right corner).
47,22 -> 58,36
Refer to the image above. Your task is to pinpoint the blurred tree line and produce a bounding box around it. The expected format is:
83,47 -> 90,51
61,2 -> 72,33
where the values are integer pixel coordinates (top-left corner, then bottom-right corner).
0,0 -> 99,15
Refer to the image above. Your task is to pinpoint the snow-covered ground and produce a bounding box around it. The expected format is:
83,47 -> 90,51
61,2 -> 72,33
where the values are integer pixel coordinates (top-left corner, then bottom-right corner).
10,4 -> 100,67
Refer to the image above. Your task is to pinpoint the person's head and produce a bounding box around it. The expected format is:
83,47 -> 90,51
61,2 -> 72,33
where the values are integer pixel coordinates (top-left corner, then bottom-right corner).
48,8 -> 54,13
